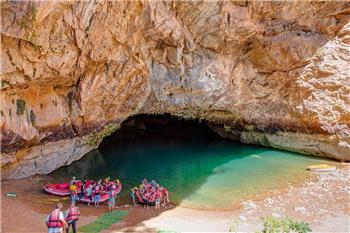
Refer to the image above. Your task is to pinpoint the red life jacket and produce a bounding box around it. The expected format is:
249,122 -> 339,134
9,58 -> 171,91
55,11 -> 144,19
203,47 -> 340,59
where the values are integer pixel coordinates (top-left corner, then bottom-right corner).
47,210 -> 63,228
162,188 -> 168,196
156,190 -> 162,199
66,206 -> 80,222
135,191 -> 143,202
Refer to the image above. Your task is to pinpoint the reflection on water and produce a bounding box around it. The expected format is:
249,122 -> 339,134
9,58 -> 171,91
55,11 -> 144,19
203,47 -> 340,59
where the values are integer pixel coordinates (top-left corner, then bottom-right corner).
51,117 -> 334,209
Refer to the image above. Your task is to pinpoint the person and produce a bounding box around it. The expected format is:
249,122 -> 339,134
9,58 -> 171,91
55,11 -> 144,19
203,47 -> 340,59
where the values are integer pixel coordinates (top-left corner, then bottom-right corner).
79,178 -> 87,199
141,186 -> 149,209
151,179 -> 157,187
46,203 -> 68,233
104,177 -> 111,191
161,187 -> 170,208
69,182 -> 79,204
148,187 -> 156,206
94,181 -> 102,207
142,178 -> 148,187
155,187 -> 162,211
107,183 -> 116,212
130,187 -> 137,206
135,188 -> 144,204
65,203 -> 80,233
85,184 -> 93,206
70,177 -> 77,186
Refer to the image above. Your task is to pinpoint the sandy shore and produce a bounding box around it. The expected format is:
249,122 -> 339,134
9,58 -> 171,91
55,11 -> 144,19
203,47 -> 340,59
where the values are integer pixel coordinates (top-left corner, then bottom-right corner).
1,164 -> 349,233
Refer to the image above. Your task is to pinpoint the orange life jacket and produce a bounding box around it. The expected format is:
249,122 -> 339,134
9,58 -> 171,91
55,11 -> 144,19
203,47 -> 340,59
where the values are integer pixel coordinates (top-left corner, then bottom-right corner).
47,210 -> 63,228
66,206 -> 80,222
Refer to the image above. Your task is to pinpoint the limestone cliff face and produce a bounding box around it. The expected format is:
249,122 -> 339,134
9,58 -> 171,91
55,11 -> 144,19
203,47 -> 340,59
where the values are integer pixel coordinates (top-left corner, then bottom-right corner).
1,1 -> 349,179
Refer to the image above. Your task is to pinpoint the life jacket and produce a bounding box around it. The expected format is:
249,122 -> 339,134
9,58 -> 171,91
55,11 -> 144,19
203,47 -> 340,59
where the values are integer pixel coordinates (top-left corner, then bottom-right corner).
66,206 -> 80,222
70,185 -> 77,195
47,210 -> 63,228
162,188 -> 168,196
156,190 -> 162,199
135,191 -> 143,202
148,191 -> 156,202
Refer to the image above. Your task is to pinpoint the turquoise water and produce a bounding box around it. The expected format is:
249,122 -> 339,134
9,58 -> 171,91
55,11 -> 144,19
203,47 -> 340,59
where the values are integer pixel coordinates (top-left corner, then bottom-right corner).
51,117 -> 334,209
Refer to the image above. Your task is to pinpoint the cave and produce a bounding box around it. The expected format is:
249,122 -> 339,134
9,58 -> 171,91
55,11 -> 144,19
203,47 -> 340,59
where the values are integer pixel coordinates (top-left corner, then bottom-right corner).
51,114 -> 326,209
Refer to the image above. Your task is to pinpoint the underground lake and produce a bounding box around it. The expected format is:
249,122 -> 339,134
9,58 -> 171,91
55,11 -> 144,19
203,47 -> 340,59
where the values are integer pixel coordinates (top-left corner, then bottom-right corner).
50,115 -> 336,210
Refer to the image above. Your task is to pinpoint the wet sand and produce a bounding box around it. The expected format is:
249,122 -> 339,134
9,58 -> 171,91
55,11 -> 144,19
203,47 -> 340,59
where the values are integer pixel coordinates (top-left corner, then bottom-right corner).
1,164 -> 349,233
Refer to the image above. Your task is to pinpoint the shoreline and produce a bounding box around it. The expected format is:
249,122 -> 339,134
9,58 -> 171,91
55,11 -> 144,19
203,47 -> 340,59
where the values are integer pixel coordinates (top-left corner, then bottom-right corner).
1,164 -> 349,232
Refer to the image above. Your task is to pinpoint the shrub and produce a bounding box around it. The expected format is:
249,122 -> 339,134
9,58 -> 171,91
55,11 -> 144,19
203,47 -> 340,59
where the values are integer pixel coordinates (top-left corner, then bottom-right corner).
262,216 -> 311,233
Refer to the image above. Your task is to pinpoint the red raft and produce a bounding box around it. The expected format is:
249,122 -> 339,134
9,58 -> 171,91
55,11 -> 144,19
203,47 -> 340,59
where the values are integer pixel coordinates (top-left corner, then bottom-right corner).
43,180 -> 94,197
79,183 -> 123,204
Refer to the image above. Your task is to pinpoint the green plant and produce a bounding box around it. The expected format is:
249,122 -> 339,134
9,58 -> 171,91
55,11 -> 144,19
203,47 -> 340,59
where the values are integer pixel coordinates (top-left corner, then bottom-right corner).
85,124 -> 120,146
228,219 -> 239,232
288,220 -> 312,233
16,2 -> 37,43
262,216 -> 311,233
29,110 -> 36,126
78,210 -> 128,233
16,99 -> 26,115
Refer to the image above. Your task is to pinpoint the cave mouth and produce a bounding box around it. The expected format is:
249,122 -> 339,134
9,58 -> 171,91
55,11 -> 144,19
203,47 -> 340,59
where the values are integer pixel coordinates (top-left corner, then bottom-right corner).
100,113 -> 225,147
51,114 -> 332,209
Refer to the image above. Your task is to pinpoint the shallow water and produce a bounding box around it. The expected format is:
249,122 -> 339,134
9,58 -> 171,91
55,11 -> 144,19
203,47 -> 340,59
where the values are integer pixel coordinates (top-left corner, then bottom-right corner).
51,117 -> 335,209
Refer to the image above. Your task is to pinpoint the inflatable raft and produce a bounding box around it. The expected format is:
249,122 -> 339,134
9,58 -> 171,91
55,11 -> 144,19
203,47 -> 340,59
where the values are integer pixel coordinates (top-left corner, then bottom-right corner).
79,183 -> 122,204
307,164 -> 336,172
43,180 -> 95,196
79,193 -> 109,203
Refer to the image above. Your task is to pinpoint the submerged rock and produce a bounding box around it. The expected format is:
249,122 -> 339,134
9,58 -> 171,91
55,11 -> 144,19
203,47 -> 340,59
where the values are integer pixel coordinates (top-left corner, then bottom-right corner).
1,1 -> 349,179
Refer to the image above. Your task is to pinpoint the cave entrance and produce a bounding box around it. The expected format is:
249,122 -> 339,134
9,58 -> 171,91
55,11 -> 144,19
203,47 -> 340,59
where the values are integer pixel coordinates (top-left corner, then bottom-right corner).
51,114 -> 330,209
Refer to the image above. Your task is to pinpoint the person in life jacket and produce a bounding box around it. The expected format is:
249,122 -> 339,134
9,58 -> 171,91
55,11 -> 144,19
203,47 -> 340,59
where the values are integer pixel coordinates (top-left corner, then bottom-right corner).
155,186 -> 162,211
93,181 -> 102,207
69,182 -> 79,204
161,187 -> 170,208
45,203 -> 68,233
104,177 -> 111,191
107,184 -> 117,212
65,202 -> 80,233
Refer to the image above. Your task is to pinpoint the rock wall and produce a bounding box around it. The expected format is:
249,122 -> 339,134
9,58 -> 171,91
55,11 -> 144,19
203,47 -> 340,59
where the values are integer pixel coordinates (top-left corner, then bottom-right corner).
1,1 -> 349,179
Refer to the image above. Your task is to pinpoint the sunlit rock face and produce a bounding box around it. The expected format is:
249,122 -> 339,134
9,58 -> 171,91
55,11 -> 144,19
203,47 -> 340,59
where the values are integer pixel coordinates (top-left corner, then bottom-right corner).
1,1 -> 349,179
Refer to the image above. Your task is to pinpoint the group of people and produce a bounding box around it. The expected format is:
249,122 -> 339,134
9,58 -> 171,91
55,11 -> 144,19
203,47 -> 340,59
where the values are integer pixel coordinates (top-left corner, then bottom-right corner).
46,202 -> 80,233
46,177 -> 170,232
130,178 -> 170,211
69,176 -> 121,212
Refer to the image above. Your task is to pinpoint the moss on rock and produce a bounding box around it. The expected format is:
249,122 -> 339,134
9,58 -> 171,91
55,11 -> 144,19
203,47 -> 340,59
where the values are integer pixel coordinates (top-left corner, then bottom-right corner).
85,123 -> 120,146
